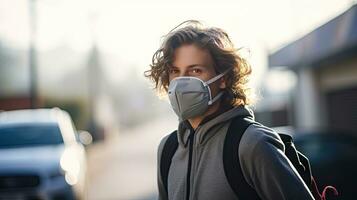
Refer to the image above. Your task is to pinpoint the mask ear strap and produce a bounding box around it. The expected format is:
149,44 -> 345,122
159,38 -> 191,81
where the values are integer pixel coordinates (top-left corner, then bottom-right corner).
208,91 -> 224,105
205,68 -> 232,85
206,73 -> 225,85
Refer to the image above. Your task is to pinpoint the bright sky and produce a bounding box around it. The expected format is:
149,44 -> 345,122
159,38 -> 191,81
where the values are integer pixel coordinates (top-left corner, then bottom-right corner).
1,0 -> 354,87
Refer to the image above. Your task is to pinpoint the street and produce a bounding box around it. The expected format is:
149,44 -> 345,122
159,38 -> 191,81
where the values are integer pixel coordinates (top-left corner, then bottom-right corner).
86,116 -> 177,200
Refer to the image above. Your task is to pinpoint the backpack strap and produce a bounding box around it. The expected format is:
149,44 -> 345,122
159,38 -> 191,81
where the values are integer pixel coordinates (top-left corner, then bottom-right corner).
279,133 -> 313,186
160,130 -> 179,196
279,134 -> 339,200
223,116 -> 261,200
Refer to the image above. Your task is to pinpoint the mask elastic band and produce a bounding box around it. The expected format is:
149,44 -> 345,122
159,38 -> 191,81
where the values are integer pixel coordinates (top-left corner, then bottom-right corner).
208,91 -> 224,105
205,68 -> 233,85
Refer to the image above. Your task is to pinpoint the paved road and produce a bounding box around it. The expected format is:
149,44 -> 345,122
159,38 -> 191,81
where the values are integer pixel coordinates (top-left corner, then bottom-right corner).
86,116 -> 177,200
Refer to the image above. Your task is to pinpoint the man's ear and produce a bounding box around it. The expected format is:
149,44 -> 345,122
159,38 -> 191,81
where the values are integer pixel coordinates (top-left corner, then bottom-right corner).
219,77 -> 227,89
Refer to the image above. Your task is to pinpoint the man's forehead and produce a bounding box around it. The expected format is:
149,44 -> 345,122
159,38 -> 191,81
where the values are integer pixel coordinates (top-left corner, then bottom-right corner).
172,44 -> 214,68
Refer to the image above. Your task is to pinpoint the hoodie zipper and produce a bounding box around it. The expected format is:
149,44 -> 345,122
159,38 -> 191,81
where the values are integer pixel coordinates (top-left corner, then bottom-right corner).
186,128 -> 195,200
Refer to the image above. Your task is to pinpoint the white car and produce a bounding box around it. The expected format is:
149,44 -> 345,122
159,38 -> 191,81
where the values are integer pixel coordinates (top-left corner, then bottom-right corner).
0,108 -> 91,200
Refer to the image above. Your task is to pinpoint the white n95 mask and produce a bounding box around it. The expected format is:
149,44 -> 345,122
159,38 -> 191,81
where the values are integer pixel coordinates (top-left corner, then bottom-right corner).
168,70 -> 229,121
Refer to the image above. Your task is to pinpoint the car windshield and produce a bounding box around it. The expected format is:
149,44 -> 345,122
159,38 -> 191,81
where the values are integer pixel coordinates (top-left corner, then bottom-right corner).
0,124 -> 64,148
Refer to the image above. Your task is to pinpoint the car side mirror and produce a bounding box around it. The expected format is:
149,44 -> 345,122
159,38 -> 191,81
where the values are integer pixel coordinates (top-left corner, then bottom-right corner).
77,130 -> 93,146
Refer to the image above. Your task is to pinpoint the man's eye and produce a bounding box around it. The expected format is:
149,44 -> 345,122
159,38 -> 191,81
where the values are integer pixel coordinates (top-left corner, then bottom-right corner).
191,69 -> 202,74
169,69 -> 179,74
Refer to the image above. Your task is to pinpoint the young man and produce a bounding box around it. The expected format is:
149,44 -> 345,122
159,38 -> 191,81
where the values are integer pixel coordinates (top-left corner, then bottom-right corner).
145,21 -> 315,200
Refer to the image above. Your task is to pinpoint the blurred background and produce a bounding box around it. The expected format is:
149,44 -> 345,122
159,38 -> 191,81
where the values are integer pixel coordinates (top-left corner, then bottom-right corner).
0,0 -> 357,199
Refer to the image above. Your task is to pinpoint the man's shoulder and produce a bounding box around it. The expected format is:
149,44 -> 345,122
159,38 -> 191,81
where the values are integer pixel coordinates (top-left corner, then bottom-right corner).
238,122 -> 284,159
245,122 -> 281,143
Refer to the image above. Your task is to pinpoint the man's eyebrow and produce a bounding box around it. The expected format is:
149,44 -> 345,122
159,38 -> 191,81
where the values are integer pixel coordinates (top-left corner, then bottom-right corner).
170,64 -> 204,68
188,64 -> 205,68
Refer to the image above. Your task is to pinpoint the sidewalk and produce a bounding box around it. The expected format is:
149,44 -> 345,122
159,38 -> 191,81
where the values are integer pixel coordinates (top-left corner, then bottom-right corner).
86,116 -> 177,200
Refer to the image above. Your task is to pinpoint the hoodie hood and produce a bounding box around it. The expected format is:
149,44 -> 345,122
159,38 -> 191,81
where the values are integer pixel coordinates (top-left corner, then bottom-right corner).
177,105 -> 255,147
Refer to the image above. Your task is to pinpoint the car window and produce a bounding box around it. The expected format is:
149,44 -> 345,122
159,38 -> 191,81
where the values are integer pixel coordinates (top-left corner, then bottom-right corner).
295,136 -> 357,161
0,124 -> 64,148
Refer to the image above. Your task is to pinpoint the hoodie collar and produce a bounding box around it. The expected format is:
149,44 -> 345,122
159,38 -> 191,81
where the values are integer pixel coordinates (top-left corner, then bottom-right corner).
177,104 -> 255,147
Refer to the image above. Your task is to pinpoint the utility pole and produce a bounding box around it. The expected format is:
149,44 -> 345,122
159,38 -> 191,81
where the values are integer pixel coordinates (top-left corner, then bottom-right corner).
29,0 -> 38,108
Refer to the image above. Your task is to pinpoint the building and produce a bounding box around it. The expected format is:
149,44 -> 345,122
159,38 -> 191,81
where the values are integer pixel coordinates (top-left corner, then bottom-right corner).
269,4 -> 357,133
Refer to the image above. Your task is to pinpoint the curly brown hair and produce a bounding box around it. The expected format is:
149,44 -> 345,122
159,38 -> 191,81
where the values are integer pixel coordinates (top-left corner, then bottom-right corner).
144,20 -> 256,106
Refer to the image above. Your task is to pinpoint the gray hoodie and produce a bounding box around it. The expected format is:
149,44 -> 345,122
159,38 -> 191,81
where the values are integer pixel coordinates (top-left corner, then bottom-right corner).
157,105 -> 315,200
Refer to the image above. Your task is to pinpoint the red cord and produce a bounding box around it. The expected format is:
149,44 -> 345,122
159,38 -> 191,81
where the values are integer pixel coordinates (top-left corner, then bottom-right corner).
311,176 -> 338,200
321,186 -> 338,200
311,176 -> 322,199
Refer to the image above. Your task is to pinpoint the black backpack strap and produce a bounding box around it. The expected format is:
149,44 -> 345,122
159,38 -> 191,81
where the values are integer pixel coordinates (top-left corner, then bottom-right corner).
223,116 -> 261,200
297,152 -> 312,186
279,133 -> 312,187
160,130 -> 179,196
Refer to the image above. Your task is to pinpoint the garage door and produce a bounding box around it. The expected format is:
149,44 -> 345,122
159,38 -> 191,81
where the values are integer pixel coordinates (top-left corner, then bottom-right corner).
326,86 -> 357,133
